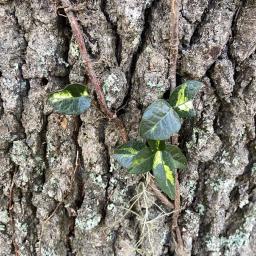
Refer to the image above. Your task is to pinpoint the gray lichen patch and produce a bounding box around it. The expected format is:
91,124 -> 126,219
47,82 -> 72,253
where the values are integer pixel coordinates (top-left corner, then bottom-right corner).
211,58 -> 235,102
230,0 -> 256,62
105,0 -> 153,70
181,0 -> 240,78
0,210 -> 9,225
133,45 -> 169,107
10,140 -> 33,167
0,0 -> 256,255
10,140 -> 45,188
75,212 -> 102,231
22,26 -> 68,79
102,68 -> 128,110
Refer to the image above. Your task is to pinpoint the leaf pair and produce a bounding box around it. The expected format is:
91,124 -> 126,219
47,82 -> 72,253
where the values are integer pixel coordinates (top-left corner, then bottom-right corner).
113,141 -> 187,199
114,80 -> 202,200
48,84 -> 91,115
140,81 -> 203,140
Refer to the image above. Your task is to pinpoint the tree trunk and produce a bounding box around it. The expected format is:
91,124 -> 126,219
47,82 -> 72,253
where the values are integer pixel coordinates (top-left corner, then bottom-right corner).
0,0 -> 255,255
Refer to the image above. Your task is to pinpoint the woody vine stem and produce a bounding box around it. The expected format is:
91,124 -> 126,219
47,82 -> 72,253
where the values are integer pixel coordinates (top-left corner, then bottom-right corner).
169,0 -> 185,254
60,0 -> 183,253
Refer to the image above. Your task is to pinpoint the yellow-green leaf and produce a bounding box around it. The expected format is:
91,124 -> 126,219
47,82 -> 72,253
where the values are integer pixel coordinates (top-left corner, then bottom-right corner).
129,147 -> 154,174
113,141 -> 145,169
48,84 -> 91,115
165,144 -> 187,169
153,150 -> 176,200
147,140 -> 165,151
169,80 -> 203,118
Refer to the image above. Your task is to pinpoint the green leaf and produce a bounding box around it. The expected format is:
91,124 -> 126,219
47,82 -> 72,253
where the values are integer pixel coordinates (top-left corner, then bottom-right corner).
113,141 -> 146,169
48,84 -> 91,115
140,100 -> 182,140
165,144 -> 187,169
148,140 -> 165,151
169,80 -> 203,118
129,147 -> 154,174
153,150 -> 176,200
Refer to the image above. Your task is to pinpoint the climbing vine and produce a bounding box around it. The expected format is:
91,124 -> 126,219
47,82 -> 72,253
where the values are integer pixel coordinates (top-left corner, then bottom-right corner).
48,80 -> 202,199
47,0 -> 200,253
113,81 -> 202,199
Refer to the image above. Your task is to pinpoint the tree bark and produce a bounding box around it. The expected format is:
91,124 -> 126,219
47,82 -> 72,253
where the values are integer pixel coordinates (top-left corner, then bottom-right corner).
0,0 -> 255,255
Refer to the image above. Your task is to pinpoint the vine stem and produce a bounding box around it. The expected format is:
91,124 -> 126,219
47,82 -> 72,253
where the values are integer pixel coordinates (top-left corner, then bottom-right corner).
149,175 -> 174,210
169,0 -> 185,254
60,0 -> 172,219
60,0 -> 127,142
172,174 -> 185,255
61,0 -> 184,255
60,1 -> 183,252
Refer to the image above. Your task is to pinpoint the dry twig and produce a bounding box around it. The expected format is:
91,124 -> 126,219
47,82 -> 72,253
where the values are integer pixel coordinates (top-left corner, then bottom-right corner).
59,1 -> 183,253
59,0 -> 171,211
148,175 -> 174,210
60,0 -> 127,142
169,0 -> 185,254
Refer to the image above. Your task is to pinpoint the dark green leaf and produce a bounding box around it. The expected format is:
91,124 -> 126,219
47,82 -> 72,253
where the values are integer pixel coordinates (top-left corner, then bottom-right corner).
140,100 -> 182,140
113,141 -> 146,169
48,84 -> 91,115
129,147 -> 154,174
153,150 -> 176,200
165,144 -> 187,170
148,140 -> 166,151
169,80 -> 203,118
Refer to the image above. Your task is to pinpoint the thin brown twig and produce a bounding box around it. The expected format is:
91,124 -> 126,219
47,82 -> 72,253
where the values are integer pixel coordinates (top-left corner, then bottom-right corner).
59,3 -> 184,253
169,0 -> 185,254
172,173 -> 185,255
60,0 -> 127,142
148,175 -> 174,210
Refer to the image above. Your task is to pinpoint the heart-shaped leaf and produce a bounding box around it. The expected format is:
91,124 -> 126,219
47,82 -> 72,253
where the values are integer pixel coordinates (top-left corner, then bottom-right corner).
169,80 -> 203,118
153,150 -> 176,200
140,100 -> 182,140
129,147 -> 154,174
113,141 -> 145,169
166,144 -> 187,169
48,84 -> 91,115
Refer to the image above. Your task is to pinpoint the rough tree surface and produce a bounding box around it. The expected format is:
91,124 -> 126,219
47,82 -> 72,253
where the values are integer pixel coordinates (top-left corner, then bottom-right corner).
0,0 -> 255,255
